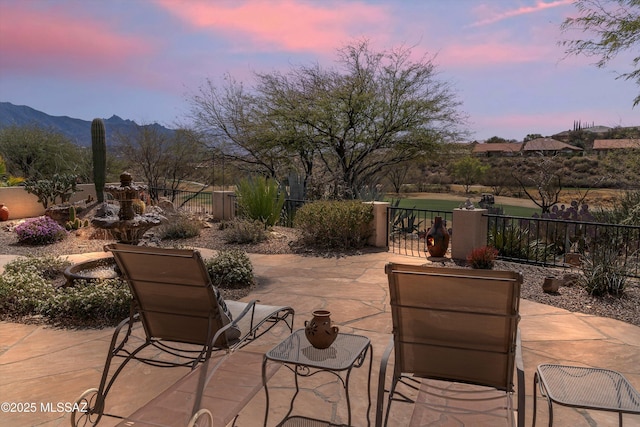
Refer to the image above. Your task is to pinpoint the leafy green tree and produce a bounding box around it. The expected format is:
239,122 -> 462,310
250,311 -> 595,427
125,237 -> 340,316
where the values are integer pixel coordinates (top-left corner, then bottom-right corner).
190,75 -> 289,182
0,125 -> 85,179
451,156 -> 488,193
561,0 -> 640,106
0,155 -> 24,186
524,133 -> 543,142
191,40 -> 467,199
484,136 -> 509,144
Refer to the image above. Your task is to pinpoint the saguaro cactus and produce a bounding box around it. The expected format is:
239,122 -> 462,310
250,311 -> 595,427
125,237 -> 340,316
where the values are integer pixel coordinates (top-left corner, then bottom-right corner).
91,118 -> 107,202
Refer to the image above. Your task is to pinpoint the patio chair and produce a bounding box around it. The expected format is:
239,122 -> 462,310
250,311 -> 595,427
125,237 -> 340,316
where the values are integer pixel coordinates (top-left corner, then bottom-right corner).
376,263 -> 525,427
71,243 -> 294,427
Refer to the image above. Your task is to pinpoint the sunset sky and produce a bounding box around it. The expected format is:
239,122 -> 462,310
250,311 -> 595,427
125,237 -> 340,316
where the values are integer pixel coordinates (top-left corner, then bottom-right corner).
0,0 -> 637,141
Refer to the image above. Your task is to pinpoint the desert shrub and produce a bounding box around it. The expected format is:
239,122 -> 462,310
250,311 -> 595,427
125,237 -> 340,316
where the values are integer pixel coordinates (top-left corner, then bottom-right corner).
489,222 -> 530,259
294,200 -> 373,250
158,214 -> 201,239
467,246 -> 498,269
221,219 -> 268,244
595,190 -> 640,226
579,246 -> 634,296
15,216 -> 67,245
0,256 -> 131,327
236,176 -> 286,228
489,220 -> 553,262
205,250 -> 254,289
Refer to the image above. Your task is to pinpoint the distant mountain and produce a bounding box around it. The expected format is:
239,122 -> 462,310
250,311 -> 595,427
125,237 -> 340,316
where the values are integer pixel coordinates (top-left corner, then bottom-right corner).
0,102 -> 175,147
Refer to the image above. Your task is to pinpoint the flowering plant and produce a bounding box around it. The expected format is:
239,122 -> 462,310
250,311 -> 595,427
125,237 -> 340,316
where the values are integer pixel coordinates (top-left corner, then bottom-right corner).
467,245 -> 499,269
15,216 -> 67,245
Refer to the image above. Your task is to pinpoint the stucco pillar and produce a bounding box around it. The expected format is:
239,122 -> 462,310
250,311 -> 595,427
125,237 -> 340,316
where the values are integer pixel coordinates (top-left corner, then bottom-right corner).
212,191 -> 235,221
451,208 -> 488,260
365,201 -> 389,248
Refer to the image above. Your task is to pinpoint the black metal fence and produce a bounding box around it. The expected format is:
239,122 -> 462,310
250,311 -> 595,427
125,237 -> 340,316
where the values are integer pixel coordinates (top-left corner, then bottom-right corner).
387,207 -> 453,258
384,206 -> 640,277
150,187 -> 213,214
487,214 -> 640,277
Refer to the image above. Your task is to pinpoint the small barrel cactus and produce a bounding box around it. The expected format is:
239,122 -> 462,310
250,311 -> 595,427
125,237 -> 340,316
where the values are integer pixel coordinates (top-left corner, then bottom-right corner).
91,118 -> 107,203
132,199 -> 146,215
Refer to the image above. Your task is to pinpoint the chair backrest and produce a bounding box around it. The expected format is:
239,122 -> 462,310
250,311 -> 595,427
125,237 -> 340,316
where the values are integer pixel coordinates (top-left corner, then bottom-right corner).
385,263 -> 522,391
106,243 -> 226,346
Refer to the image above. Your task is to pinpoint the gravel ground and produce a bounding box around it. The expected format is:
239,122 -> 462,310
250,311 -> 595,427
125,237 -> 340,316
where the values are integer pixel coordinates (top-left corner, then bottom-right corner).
2,217 -> 638,327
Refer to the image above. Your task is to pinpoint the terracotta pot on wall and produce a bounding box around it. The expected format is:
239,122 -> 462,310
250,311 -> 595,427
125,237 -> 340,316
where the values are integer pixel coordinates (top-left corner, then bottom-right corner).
0,204 -> 9,221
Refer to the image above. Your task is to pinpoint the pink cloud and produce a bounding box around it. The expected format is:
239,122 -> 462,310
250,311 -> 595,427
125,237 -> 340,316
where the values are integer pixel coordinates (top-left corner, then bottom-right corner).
0,3 -> 153,76
153,0 -> 390,53
439,41 -> 553,67
470,0 -> 574,27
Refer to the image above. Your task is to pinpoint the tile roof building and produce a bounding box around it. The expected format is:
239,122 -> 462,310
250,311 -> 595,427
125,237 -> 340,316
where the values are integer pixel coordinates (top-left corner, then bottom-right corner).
472,142 -> 523,156
592,139 -> 640,151
522,138 -> 582,155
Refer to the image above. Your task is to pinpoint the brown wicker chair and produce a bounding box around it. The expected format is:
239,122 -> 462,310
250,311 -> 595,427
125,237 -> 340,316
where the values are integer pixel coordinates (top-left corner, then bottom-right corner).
71,243 -> 294,427
376,263 -> 524,427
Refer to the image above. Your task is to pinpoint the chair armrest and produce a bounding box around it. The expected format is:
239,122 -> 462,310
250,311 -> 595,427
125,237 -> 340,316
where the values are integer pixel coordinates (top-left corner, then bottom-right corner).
211,300 -> 258,349
376,335 -> 394,427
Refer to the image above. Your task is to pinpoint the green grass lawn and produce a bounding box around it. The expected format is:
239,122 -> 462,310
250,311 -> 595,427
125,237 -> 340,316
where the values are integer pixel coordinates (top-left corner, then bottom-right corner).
387,197 -> 541,217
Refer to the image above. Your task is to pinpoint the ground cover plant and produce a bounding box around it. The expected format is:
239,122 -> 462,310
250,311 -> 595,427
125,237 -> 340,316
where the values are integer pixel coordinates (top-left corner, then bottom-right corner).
0,256 -> 131,327
0,249 -> 256,328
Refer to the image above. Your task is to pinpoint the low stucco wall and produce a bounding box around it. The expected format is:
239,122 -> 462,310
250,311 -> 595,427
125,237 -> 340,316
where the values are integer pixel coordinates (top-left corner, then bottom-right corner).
366,201 -> 389,247
0,184 -> 98,220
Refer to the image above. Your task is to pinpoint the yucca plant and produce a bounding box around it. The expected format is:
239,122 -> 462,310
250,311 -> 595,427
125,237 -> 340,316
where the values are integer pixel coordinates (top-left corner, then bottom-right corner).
236,176 -> 286,229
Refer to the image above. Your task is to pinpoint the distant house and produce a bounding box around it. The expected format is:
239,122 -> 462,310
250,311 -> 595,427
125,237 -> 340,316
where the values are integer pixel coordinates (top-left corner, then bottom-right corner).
592,139 -> 640,152
522,138 -> 582,155
472,142 -> 523,157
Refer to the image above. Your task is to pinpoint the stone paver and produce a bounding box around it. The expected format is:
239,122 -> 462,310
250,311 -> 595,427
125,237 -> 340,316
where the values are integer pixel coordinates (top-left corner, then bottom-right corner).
0,251 -> 639,426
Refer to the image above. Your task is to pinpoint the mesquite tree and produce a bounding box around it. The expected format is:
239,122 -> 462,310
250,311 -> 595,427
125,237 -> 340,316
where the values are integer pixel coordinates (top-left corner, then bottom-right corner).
191,39 -> 467,199
561,0 -> 640,106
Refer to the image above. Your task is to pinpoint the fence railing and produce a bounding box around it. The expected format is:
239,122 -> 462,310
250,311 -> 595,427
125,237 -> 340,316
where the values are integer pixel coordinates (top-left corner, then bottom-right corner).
486,214 -> 640,277
150,187 -> 213,214
387,207 -> 453,258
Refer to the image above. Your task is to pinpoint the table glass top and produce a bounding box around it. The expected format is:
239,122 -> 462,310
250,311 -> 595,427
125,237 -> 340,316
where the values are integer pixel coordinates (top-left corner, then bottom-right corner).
265,329 -> 370,371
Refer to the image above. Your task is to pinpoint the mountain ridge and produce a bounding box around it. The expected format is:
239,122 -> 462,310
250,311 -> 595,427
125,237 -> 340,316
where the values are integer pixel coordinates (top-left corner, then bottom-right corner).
0,102 -> 174,147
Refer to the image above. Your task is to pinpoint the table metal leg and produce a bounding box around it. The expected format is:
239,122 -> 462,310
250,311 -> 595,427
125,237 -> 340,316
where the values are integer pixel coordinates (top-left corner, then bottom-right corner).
345,366 -> 354,425
366,343 -> 373,427
284,366 -> 302,421
533,371 -> 538,427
